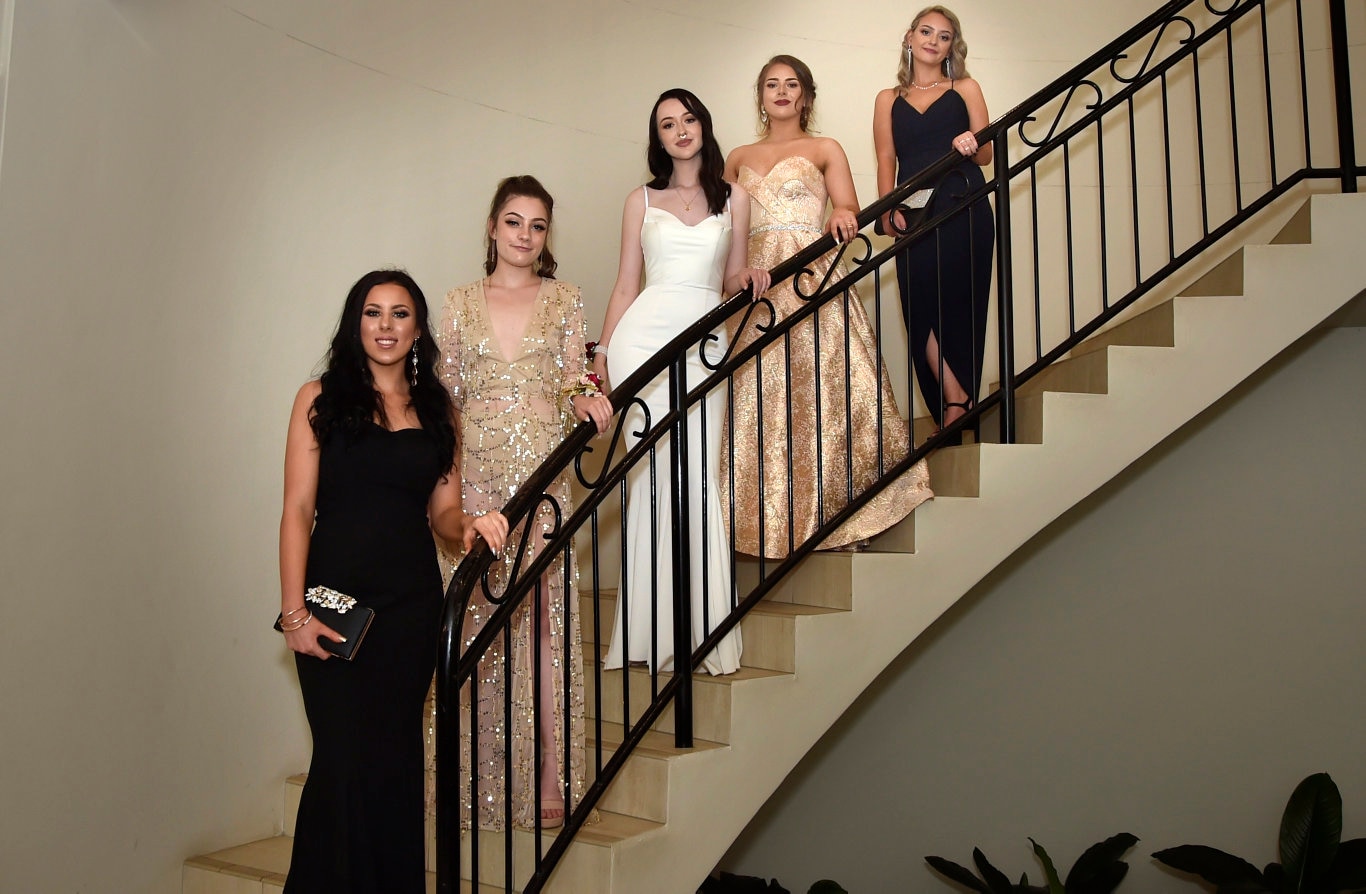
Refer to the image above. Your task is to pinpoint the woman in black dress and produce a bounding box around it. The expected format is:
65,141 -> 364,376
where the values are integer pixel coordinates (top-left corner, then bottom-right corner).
874,5 -> 993,434
277,269 -> 507,893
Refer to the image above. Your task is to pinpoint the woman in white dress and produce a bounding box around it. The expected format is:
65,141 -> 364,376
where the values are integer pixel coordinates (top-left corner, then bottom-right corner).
592,88 -> 770,676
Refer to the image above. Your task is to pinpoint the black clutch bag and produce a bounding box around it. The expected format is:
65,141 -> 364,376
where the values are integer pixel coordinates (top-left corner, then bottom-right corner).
274,586 -> 376,661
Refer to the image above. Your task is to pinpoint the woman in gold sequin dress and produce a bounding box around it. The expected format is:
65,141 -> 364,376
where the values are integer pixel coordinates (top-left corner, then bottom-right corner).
438,176 -> 611,831
722,56 -> 931,558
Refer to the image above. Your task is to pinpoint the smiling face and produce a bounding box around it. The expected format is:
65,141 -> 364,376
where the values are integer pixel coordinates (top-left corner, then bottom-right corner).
907,10 -> 955,71
655,97 -> 704,161
487,193 -> 549,273
358,282 -> 418,369
761,63 -> 804,124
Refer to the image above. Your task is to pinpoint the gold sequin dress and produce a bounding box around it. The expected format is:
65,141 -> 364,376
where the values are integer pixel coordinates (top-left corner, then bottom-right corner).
435,277 -> 589,830
723,155 -> 931,556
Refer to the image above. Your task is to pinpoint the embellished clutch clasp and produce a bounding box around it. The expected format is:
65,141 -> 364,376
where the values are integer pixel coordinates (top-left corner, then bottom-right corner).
305,586 -> 358,614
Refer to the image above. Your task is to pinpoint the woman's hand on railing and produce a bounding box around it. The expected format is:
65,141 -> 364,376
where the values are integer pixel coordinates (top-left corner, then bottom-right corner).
952,129 -> 979,157
571,392 -> 614,433
727,267 -> 771,301
826,208 -> 859,243
877,208 -> 908,237
464,511 -> 509,556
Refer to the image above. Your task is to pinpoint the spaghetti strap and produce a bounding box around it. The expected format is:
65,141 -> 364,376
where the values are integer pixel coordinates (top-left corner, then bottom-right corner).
642,185 -> 650,208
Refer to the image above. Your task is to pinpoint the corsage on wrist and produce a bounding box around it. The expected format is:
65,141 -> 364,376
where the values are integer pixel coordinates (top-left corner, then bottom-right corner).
565,341 -> 605,401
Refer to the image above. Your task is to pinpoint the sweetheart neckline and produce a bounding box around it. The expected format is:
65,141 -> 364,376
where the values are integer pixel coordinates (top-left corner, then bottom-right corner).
644,205 -> 728,229
737,154 -> 821,181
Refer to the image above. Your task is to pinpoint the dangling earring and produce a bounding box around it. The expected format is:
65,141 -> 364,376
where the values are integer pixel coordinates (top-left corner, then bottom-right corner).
905,46 -> 914,67
410,335 -> 419,387
760,106 -> 768,126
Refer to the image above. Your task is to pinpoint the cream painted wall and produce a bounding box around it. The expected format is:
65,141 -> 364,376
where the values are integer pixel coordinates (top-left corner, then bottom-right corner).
723,324 -> 1366,892
0,0 -> 1224,891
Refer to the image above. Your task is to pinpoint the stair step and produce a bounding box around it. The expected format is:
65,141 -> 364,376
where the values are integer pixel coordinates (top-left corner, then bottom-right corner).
190,808 -> 663,893
584,653 -> 786,744
586,722 -> 725,824
1070,299 -> 1178,357
181,836 -> 495,893
734,551 -> 856,610
459,809 -> 661,891
912,413 -> 979,446
925,444 -> 980,497
580,591 -> 841,673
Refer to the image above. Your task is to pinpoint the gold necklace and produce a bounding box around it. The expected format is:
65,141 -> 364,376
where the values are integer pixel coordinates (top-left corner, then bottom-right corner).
675,184 -> 704,211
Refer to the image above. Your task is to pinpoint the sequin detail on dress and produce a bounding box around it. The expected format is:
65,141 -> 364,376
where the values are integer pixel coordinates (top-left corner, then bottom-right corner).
723,155 -> 932,557
429,277 -> 590,831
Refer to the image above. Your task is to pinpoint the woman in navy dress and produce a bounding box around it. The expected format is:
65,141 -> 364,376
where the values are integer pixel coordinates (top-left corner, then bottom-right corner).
277,269 -> 506,892
874,5 -> 994,434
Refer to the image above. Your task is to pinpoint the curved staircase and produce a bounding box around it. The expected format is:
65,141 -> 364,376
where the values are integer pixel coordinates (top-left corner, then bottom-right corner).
184,188 -> 1366,892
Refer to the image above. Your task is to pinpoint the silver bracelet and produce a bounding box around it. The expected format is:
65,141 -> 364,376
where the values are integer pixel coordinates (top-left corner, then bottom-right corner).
592,342 -> 609,357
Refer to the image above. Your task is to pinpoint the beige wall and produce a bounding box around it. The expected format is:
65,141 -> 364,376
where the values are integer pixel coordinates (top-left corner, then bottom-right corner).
0,0 -> 1284,891
723,324 -> 1366,891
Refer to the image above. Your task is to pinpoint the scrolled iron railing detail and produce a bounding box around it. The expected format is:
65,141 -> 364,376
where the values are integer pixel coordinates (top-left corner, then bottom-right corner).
437,1 -> 1362,891
1016,80 -> 1105,148
1109,15 -> 1197,83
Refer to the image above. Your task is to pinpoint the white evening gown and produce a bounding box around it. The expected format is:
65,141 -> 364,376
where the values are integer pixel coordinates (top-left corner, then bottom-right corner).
604,187 -> 741,676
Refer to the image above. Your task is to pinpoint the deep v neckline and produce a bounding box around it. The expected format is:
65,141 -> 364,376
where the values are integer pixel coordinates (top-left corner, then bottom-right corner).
478,277 -> 544,361
897,89 -> 956,116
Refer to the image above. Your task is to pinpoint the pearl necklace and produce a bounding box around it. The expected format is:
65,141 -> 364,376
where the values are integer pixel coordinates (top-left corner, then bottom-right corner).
909,79 -> 943,90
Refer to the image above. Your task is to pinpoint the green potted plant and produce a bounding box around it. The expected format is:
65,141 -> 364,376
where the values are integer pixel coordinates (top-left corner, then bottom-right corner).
1153,772 -> 1366,893
926,833 -> 1138,892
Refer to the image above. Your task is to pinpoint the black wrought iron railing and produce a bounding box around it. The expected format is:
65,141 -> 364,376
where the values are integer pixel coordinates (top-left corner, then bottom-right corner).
435,0 -> 1362,890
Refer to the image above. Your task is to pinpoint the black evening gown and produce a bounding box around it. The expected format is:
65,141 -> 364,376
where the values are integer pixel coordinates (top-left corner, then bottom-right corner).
891,88 -> 995,425
285,422 -> 444,894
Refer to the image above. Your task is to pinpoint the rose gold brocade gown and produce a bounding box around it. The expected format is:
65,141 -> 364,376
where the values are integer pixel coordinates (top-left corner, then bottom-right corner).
723,155 -> 931,557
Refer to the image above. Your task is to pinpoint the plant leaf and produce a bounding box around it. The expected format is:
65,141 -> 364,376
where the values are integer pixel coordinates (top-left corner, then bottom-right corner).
1065,833 -> 1139,892
1029,839 -> 1064,894
1153,845 -> 1265,885
926,856 -> 992,893
1322,837 -> 1366,890
1076,862 -> 1129,894
973,848 -> 1018,893
1280,773 -> 1342,890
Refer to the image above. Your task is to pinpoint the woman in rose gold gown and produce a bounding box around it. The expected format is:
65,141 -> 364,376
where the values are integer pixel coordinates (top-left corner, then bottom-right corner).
723,55 -> 931,557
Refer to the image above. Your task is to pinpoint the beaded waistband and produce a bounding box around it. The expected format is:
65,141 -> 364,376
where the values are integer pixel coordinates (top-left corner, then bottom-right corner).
749,223 -> 823,236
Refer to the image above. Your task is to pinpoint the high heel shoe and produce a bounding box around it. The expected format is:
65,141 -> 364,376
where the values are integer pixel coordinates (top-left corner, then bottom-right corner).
930,400 -> 974,447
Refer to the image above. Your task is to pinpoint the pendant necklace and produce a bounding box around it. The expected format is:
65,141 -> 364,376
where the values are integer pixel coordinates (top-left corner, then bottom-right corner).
676,185 -> 703,212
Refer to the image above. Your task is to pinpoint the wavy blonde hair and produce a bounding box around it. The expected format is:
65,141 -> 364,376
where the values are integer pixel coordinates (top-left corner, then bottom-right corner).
897,5 -> 971,87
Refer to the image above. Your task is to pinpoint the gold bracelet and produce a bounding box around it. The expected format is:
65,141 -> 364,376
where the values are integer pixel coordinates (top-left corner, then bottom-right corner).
280,612 -> 313,632
280,606 -> 308,620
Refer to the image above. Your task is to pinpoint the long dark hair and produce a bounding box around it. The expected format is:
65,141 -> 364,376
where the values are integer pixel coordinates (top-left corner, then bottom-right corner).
309,269 -> 457,471
645,88 -> 730,217
483,174 -> 558,278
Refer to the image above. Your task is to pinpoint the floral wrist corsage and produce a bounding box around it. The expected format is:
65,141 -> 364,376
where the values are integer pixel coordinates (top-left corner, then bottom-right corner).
564,342 -> 604,400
